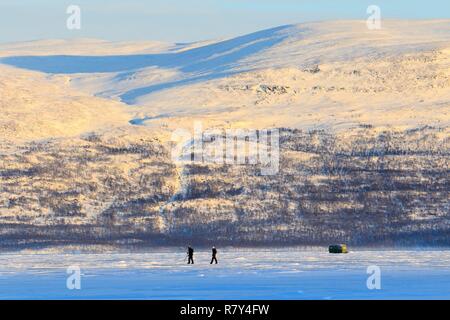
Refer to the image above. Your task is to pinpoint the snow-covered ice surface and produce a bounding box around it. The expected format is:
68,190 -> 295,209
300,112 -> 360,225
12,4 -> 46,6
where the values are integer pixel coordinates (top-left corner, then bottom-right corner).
0,247 -> 449,299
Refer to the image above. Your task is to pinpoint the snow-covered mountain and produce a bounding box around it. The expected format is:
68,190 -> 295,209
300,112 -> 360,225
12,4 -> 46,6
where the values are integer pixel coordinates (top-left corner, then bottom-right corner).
2,20 -> 450,138
0,20 -> 449,247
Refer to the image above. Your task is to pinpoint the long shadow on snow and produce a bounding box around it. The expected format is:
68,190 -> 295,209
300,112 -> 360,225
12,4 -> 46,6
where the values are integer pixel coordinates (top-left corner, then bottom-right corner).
1,25 -> 291,103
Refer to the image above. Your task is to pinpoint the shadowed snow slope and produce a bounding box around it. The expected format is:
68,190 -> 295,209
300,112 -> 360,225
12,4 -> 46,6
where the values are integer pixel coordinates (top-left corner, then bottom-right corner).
1,20 -> 450,136
1,25 -> 291,103
3,20 -> 449,108
1,20 -> 450,104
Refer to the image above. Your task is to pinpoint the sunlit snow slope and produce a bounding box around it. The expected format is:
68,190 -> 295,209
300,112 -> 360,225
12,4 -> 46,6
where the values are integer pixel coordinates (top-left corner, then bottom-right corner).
2,20 -> 450,135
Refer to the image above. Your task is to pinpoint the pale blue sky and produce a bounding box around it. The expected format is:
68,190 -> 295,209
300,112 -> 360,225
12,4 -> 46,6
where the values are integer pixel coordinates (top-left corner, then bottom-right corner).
0,0 -> 449,43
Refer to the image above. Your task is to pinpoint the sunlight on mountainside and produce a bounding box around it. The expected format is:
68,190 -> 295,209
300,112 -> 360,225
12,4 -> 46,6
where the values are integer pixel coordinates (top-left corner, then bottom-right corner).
0,20 -> 449,246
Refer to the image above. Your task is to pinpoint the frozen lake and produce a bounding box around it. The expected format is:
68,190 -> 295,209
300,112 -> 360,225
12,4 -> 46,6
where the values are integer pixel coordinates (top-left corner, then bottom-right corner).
0,247 -> 449,299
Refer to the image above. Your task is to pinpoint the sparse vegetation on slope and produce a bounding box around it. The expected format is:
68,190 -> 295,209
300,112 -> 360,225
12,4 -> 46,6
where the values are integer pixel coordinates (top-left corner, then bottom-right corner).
1,126 -> 448,247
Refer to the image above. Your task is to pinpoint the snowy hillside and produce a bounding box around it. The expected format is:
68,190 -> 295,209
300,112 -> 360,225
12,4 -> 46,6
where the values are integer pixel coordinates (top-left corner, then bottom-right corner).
2,20 -> 450,132
0,20 -> 449,247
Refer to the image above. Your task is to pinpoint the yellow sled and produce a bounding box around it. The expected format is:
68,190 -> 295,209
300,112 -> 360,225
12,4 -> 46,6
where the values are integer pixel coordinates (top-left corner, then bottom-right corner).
329,244 -> 348,253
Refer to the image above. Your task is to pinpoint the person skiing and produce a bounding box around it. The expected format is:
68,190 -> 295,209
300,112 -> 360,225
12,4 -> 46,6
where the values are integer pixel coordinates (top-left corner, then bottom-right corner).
187,245 -> 194,264
210,246 -> 218,264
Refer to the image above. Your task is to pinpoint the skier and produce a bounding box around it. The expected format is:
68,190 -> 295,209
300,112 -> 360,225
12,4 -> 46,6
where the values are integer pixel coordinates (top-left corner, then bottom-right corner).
210,246 -> 218,264
187,245 -> 194,264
